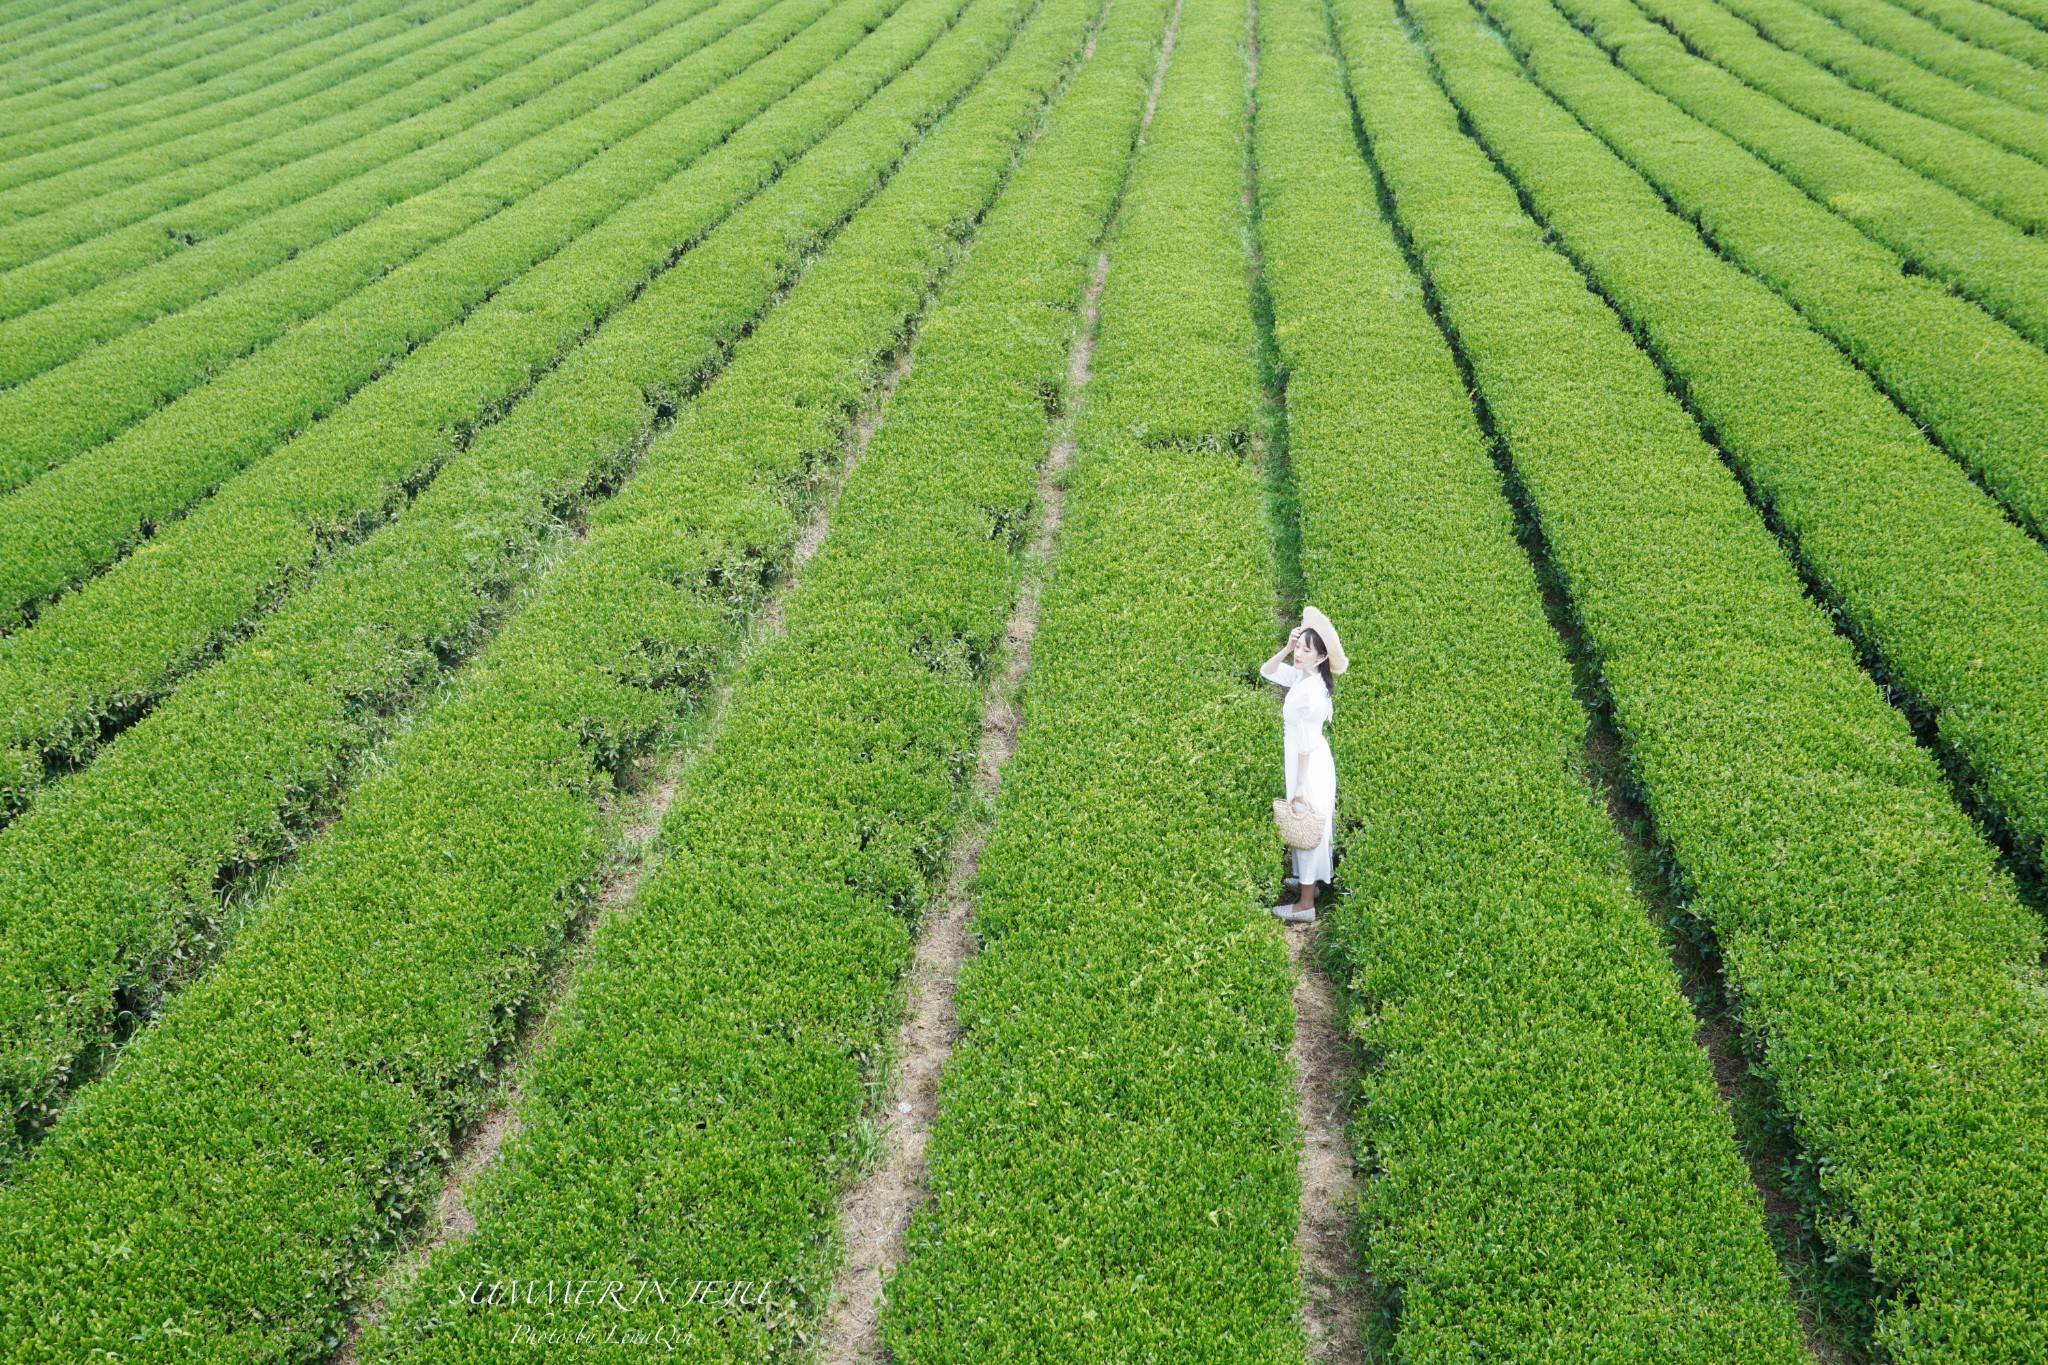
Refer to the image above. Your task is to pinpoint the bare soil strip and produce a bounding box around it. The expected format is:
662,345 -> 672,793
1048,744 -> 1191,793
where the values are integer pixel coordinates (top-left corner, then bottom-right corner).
1244,4 -> 1370,1356
810,245 -> 1108,1365
1279,928 -> 1368,1363
326,347 -> 917,1365
811,15 -> 1189,1347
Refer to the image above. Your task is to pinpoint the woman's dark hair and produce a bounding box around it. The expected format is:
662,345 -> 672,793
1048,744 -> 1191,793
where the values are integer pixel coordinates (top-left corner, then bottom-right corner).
1300,627 -> 1335,699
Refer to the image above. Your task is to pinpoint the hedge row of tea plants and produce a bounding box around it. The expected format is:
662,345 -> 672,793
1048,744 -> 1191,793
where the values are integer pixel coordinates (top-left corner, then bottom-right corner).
0,0 -> 1123,1352
1342,0 -> 2048,1354
1536,0 -> 2048,352
1630,0 -> 2048,230
0,0 -> 802,498
0,0 -> 640,319
0,0 -> 244,75
883,0 -> 1307,1356
1250,0 -> 1811,1355
1474,0 -> 2048,542
0,0 -> 996,1158
1703,0 -> 2048,165
0,0 -> 864,623
0,0 -> 909,827
1981,0 -> 2048,29
0,0 -> 516,218
0,0 -> 731,374
0,0 -> 236,83
1080,1 -> 1258,441
1786,0 -> 2048,110
0,0 -> 350,109
0,0 -> 501,175
0,0 -> 910,816
1880,0 -> 2048,66
1412,0 -> 2048,951
0,0 -> 412,143
360,6 -> 1183,1357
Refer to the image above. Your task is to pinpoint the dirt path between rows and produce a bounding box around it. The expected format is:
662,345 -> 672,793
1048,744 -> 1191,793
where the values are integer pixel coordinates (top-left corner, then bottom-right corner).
1243,0 -> 1371,1354
327,348 -> 916,1365
810,12 -> 1185,1357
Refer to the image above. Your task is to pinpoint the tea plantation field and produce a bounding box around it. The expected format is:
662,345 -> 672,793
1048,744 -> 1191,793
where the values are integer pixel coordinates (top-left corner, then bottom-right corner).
0,0 -> 2043,1359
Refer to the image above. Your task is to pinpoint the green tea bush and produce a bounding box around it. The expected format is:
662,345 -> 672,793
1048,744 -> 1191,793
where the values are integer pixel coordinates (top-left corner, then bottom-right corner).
1339,0 -> 2048,1352
0,0 -> 1122,1353
0,0 -> 895,744
1253,0 -> 1811,1354
0,0 -> 977,1164
1476,0 -> 2048,542
0,0 -> 496,175
1880,0 -> 2048,67
1414,0 -> 2048,1014
1629,0 -> 2048,230
884,0 -> 1305,1356
0,0 -> 801,496
0,0 -> 359,110
0,0 -> 525,226
0,0 -> 663,334
1537,0 -> 2048,351
1703,0 -> 2048,165
1771,0 -> 2048,111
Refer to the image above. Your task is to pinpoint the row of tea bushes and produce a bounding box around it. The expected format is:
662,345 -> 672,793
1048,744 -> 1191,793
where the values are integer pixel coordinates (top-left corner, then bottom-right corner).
1415,0 -> 2048,1032
362,1 -> 1179,1354
0,0 -> 373,111
1629,0 -> 2048,230
0,0 -> 798,494
0,0 -> 523,232
1710,0 -> 2048,164
0,0 -> 983,1164
1797,0 -> 2048,111
0,0 -> 899,776
1475,0 -> 2048,550
1343,0 -> 2048,1352
0,0 -> 1121,1353
883,0 -> 1308,1355
1542,0 -> 2048,352
0,0 -> 673,347
1251,0 -> 1811,1353
0,0 -> 501,175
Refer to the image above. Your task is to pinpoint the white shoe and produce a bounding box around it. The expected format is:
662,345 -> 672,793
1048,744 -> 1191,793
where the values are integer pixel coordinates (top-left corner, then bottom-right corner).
1272,904 -> 1317,924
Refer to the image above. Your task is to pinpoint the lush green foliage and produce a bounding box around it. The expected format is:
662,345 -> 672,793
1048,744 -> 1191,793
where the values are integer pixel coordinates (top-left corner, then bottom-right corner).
1414,0 -> 2048,935
0,0 -> 500,176
6,0 -> 2048,1357
0,0 -> 880,717
1534,0 -> 2048,352
0,0 -> 1119,1354
1703,0 -> 2048,165
0,0 -> 644,325
884,0 -> 1307,1357
1340,0 -> 2048,1354
365,7 -> 1181,1357
0,0 -> 518,222
1251,0 -> 1810,1355
1476,0 -> 2048,543
0,0 -> 794,500
1793,0 -> 2048,110
1629,0 -> 2048,231
0,0 -> 355,109
0,0 -> 959,1161
1880,0 -> 2048,66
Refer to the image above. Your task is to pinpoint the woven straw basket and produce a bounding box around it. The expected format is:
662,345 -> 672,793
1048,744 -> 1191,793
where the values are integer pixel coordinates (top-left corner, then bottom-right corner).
1272,795 -> 1325,850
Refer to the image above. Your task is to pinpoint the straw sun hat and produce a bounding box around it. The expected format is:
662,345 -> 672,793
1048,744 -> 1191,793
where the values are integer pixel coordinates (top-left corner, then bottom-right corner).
1299,605 -> 1347,675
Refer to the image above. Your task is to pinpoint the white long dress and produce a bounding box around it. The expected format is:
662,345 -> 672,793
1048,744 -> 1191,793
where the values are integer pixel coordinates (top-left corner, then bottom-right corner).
1259,659 -> 1336,884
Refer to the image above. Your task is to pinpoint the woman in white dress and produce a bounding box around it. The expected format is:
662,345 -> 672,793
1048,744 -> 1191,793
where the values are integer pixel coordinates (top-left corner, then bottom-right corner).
1258,606 -> 1345,924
